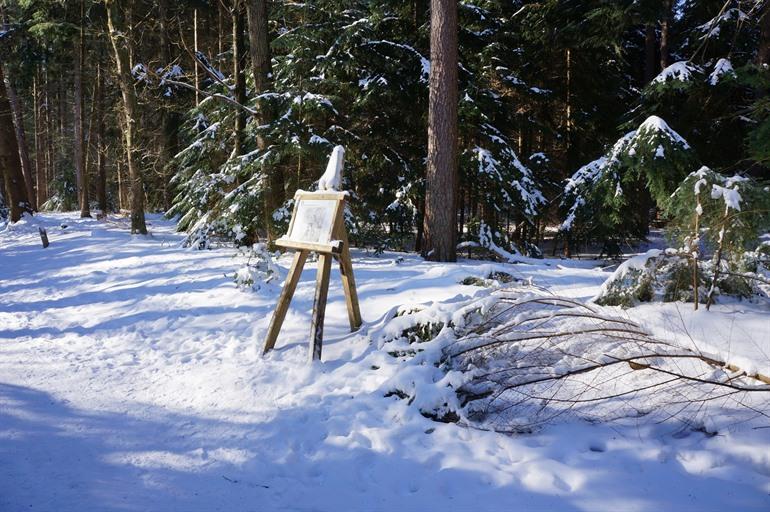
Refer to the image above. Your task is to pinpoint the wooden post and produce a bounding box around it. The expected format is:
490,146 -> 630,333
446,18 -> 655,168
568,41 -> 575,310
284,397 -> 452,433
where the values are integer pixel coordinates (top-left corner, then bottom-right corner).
39,228 -> 49,248
262,250 -> 309,354
309,253 -> 332,361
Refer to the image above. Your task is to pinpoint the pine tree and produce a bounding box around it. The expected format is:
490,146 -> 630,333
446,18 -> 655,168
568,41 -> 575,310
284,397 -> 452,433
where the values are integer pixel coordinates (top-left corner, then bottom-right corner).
560,116 -> 695,253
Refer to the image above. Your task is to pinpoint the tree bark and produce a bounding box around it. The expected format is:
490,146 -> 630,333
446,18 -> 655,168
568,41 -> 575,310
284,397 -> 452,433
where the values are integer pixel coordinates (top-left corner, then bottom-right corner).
218,2 -> 225,62
413,0 -> 427,30
75,0 -> 90,217
0,61 -> 32,222
246,0 -> 284,240
232,0 -> 247,158
44,67 -> 53,202
34,70 -> 47,208
106,0 -> 147,234
159,0 -> 180,211
757,1 -> 770,66
644,23 -> 657,83
660,0 -> 672,70
5,77 -> 36,210
95,62 -> 107,214
422,0 -> 459,262
194,8 -> 200,106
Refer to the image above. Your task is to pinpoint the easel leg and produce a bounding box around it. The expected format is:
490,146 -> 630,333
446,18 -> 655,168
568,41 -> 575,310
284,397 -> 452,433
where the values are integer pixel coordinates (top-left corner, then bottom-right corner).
262,250 -> 309,355
309,253 -> 332,362
337,251 -> 362,330
337,231 -> 362,330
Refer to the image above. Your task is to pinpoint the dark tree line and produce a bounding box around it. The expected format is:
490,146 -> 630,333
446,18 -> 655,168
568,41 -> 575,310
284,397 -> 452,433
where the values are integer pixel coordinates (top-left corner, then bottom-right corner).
1,1 -> 768,261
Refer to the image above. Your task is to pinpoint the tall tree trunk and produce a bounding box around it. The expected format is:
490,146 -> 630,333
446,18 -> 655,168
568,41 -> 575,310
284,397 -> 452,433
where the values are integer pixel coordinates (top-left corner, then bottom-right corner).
159,0 -> 180,211
0,62 -> 32,222
44,66 -> 53,202
422,0 -> 458,262
34,70 -> 47,208
246,0 -> 271,102
95,62 -> 107,214
232,0 -> 247,158
660,0 -> 672,70
218,3 -> 225,62
5,78 -> 36,210
75,0 -> 90,217
194,8 -> 200,106
413,0 -> 427,30
565,47 -> 576,169
106,0 -> 147,234
644,23 -> 657,83
757,1 -> 770,66
247,0 -> 284,240
117,159 -> 125,210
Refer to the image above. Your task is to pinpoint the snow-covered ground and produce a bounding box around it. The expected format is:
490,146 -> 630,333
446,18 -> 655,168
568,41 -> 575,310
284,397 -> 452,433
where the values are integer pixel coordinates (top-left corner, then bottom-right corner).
1,213 -> 768,511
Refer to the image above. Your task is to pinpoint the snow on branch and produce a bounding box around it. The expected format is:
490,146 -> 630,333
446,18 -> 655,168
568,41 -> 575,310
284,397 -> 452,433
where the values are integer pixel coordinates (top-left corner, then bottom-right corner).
652,61 -> 702,84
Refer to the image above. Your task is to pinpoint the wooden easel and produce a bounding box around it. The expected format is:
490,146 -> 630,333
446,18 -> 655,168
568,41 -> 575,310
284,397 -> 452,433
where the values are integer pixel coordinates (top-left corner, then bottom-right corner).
262,191 -> 362,361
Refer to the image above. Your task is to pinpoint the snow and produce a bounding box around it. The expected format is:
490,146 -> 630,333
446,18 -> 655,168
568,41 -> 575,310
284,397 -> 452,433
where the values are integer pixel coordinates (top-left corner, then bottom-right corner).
637,115 -> 691,148
593,249 -> 662,300
711,183 -> 742,211
707,174 -> 748,211
308,134 -> 330,146
1,213 -> 769,510
709,58 -> 735,85
131,63 -> 149,83
697,8 -> 748,38
317,145 -> 345,191
652,61 -> 700,84
364,40 -> 430,82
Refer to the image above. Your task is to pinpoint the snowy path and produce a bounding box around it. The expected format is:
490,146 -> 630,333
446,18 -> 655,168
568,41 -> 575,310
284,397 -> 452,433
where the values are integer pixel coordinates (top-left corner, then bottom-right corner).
1,214 -> 769,511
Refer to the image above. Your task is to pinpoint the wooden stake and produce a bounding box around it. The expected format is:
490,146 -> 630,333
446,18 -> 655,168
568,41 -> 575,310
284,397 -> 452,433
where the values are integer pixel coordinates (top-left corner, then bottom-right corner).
309,253 -> 332,362
39,227 -> 49,248
262,249 -> 308,354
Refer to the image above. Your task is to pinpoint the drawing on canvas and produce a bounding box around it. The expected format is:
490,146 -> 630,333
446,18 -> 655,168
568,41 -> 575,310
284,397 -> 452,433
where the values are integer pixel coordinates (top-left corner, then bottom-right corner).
287,199 -> 336,244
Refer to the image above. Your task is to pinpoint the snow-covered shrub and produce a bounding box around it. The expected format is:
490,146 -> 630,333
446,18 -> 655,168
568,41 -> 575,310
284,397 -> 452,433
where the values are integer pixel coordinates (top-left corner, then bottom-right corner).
665,167 -> 770,306
594,248 -> 768,308
461,270 -> 516,287
231,243 -> 281,292
594,250 -> 696,307
666,167 -> 770,255
560,116 -> 695,248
